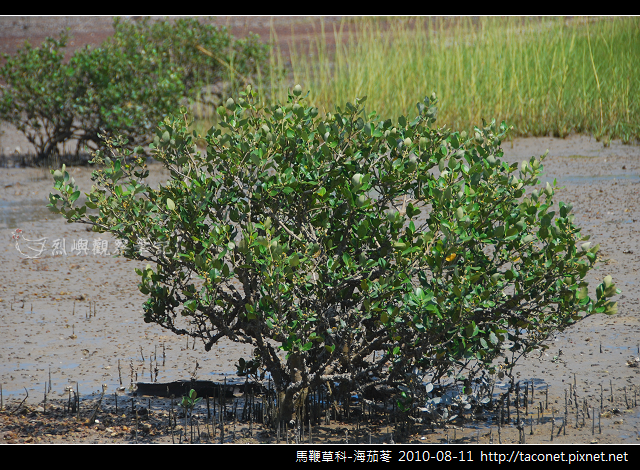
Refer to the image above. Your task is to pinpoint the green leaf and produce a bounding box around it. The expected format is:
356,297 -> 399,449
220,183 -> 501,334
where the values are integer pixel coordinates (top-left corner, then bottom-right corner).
167,198 -> 175,211
465,322 -> 478,338
604,301 -> 618,315
575,286 -> 588,302
357,221 -> 369,238
489,332 -> 498,345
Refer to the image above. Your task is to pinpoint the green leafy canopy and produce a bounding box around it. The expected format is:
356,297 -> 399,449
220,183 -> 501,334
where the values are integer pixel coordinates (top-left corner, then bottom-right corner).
49,84 -> 619,422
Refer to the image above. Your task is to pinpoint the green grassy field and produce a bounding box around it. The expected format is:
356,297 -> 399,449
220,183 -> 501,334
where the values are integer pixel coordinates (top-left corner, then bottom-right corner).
197,16 -> 639,146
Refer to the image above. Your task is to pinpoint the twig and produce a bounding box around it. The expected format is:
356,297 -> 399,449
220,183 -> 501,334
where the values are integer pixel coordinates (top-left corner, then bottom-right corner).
86,384 -> 107,424
170,396 -> 175,444
76,383 -> 80,421
10,387 -> 29,415
135,402 -> 139,443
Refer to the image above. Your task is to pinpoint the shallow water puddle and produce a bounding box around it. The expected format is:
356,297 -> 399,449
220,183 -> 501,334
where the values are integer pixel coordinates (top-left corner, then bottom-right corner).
1,308 -> 244,399
0,198 -> 53,229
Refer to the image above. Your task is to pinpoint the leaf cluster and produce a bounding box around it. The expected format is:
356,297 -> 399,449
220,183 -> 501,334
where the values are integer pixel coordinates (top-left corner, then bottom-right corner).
180,389 -> 202,411
108,17 -> 268,96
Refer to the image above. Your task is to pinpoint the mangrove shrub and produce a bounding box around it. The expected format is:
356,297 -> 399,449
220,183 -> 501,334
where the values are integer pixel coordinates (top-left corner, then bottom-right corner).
48,85 -> 619,424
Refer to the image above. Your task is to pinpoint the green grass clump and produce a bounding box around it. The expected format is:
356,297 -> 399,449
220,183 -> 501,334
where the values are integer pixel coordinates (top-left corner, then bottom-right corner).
238,16 -> 639,145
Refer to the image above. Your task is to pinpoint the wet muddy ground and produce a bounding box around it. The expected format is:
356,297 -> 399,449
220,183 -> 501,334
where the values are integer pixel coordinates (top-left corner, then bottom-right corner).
1,14 -> 639,446
0,132 -> 639,444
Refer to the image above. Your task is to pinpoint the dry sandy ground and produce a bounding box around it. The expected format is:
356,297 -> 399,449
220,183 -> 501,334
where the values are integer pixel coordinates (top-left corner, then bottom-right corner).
0,132 -> 638,444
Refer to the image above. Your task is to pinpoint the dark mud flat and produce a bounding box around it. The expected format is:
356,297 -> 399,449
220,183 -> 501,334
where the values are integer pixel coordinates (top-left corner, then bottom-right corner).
0,375 -> 638,444
135,380 -> 254,398
1,133 -> 639,444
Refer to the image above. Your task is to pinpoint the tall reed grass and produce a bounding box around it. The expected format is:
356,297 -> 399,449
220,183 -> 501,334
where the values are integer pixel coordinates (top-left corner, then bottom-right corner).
241,16 -> 638,145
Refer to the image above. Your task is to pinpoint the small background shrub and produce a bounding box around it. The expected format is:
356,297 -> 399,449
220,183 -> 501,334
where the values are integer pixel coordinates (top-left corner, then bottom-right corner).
0,16 -> 270,165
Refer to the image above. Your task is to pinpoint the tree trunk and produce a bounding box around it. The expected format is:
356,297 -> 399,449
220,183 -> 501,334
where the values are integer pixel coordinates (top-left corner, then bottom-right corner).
276,352 -> 309,425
